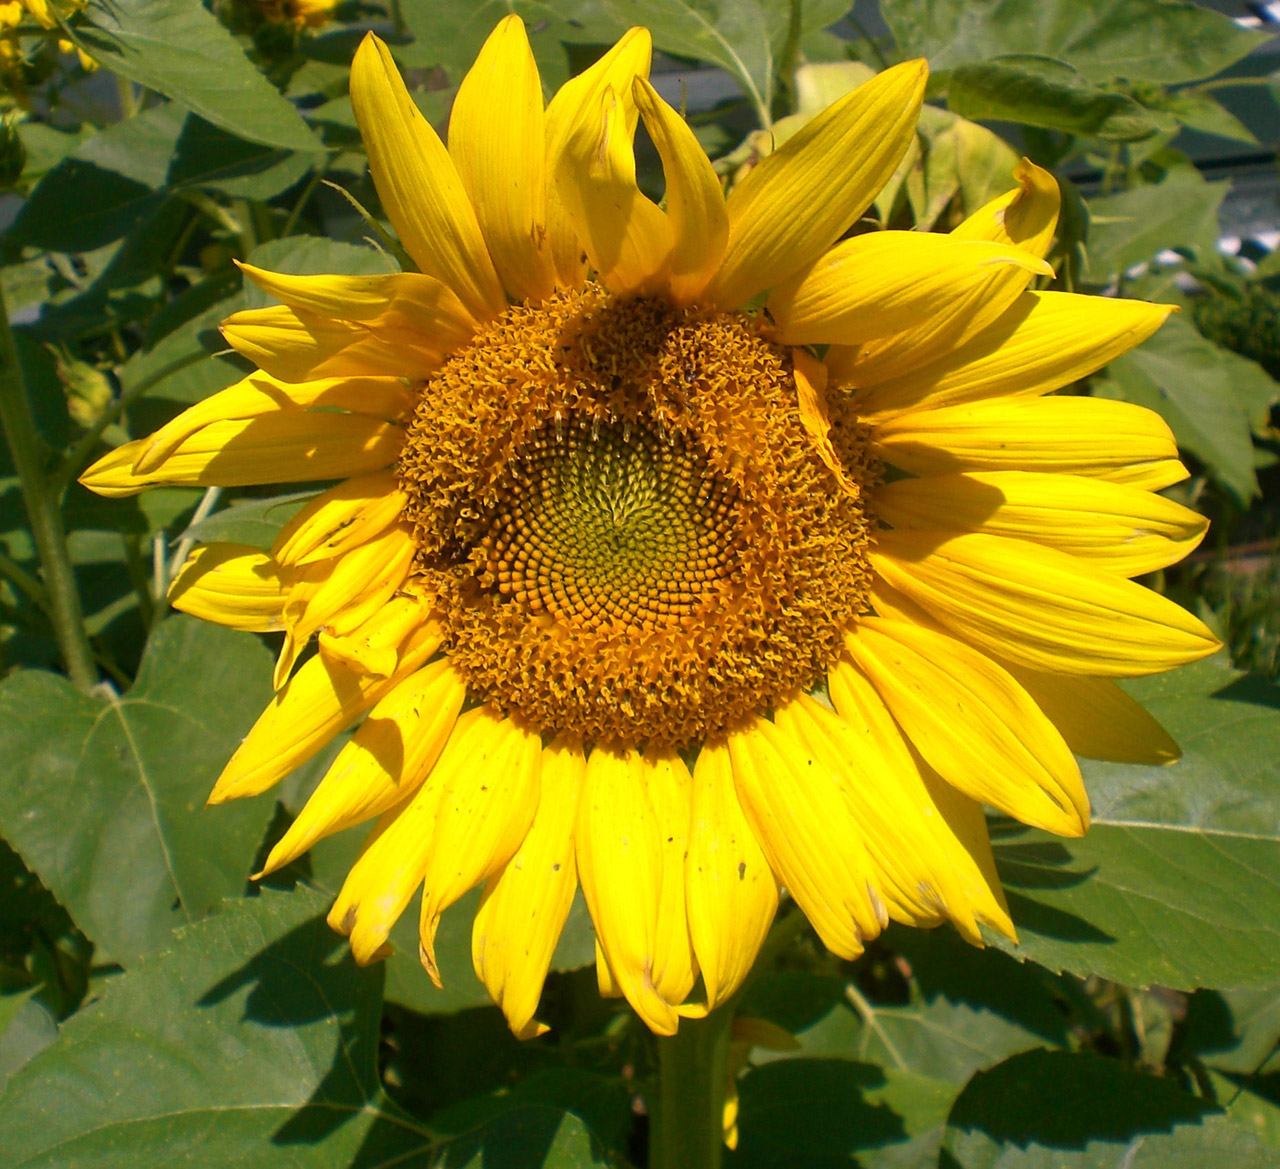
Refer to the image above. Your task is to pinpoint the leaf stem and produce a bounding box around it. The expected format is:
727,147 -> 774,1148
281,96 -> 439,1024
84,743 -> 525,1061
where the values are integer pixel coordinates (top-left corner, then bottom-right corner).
0,548 -> 49,609
0,285 -> 97,690
651,1006 -> 733,1169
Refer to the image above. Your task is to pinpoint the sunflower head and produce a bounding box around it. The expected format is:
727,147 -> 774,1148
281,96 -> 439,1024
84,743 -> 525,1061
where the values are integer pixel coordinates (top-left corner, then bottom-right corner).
82,16 -> 1218,1039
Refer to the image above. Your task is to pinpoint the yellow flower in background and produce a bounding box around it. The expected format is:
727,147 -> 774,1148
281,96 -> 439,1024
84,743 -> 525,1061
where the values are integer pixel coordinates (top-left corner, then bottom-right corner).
1,0 -> 94,74
82,18 -> 1219,1038
251,0 -> 336,30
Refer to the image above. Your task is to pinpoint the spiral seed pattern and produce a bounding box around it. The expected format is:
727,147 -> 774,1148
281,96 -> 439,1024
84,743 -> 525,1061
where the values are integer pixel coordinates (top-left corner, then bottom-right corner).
477,420 -> 739,630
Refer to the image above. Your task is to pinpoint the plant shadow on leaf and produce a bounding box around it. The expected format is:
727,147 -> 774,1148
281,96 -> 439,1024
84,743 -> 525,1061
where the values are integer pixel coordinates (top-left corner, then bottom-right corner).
727,1058 -> 908,1167
989,820 -> 1115,945
1211,674 -> 1280,712
195,913 -> 377,1149
939,1048 -> 1221,1168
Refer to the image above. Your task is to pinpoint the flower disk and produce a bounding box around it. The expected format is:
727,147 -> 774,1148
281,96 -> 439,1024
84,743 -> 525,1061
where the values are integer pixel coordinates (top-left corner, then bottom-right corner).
398,286 -> 876,746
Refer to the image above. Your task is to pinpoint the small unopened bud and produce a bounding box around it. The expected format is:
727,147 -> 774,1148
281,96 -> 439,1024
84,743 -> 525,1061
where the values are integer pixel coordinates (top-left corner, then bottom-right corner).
0,113 -> 26,189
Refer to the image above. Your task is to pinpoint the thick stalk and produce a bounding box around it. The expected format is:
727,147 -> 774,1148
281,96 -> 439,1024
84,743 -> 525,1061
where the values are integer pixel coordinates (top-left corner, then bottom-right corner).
651,1006 -> 733,1169
0,286 -> 97,691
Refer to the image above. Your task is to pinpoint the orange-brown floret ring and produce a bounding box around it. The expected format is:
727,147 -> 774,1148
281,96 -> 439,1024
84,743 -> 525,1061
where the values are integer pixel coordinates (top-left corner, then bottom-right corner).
396,283 -> 880,747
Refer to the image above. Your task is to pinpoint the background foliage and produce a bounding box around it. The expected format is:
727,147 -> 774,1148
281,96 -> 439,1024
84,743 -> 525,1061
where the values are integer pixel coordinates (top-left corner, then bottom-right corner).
0,1 -> 1278,1165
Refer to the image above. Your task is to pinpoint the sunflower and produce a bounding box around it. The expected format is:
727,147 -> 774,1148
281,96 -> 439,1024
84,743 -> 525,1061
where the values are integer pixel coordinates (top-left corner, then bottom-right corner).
82,18 -> 1219,1039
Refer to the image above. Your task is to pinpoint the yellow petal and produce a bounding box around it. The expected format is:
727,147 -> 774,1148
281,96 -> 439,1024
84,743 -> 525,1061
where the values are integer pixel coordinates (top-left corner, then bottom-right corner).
349,33 -> 505,321
553,81 -> 672,297
792,349 -> 859,496
132,372 -> 414,475
237,263 -> 476,346
208,604 -> 440,803
168,544 -> 286,632
873,396 -> 1189,490
472,737 -> 584,1038
949,158 -> 1059,258
843,291 -> 1175,418
544,27 -> 653,288
645,747 -> 698,1008
875,471 -> 1208,577
825,663 -> 1014,940
633,77 -> 728,305
79,414 -> 403,499
871,529 -> 1221,676
271,472 -> 408,567
702,59 -> 927,310
685,740 -> 778,1010
259,660 -> 467,875
418,714 -> 542,984
448,16 -> 556,303
727,719 -> 885,960
842,617 -> 1088,836
327,707 -> 506,965
575,744 -> 679,1035
274,524 -> 418,689
771,233 -> 1051,347
775,693 -> 972,937
221,304 -> 443,382
595,938 -> 622,999
1005,665 -> 1180,765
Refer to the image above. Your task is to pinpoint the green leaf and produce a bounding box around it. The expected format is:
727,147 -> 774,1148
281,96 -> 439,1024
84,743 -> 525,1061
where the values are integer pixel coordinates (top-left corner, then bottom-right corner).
1085,168 -> 1228,283
396,0 -> 623,90
941,1049 -> 1276,1167
183,491 -> 316,549
0,617 -> 276,963
0,886 -> 438,1168
14,105 -> 316,253
989,656 -> 1280,990
741,951 -> 1066,1087
1181,987 -> 1280,1076
728,1058 -> 959,1169
75,0 -> 321,154
1097,315 -> 1259,505
948,57 -> 1167,141
10,162 -> 162,253
243,235 -> 394,309
883,0 -> 1267,85
449,1107 -> 609,1168
1149,91 -> 1258,145
603,0 -> 849,119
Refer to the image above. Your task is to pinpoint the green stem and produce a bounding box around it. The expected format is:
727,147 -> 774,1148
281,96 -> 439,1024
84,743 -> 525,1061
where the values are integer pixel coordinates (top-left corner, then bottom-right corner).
651,1006 -> 733,1169
0,286 -> 97,691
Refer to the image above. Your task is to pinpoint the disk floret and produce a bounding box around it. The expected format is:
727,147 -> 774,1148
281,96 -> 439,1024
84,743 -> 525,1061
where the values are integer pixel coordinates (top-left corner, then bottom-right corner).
397,285 -> 875,746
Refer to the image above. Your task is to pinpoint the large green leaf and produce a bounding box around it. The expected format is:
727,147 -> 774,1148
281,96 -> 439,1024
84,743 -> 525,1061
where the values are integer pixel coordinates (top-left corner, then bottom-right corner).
598,0 -> 850,119
742,936 -> 1070,1086
727,1058 -> 959,1169
1097,315 -> 1259,505
729,934 -> 1079,1168
1084,168 -> 1228,283
75,0 -> 321,154
942,1049 -> 1276,1167
1180,986 -> 1280,1075
13,104 -> 316,252
948,57 -> 1167,141
0,887 -> 436,1167
0,617 -> 275,963
396,0 -> 622,89
883,0 -> 1267,85
989,657 -> 1280,990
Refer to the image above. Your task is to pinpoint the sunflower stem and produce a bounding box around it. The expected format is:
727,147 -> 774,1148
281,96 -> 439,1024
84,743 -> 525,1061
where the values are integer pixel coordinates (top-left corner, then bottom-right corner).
652,1006 -> 733,1169
0,284 -> 97,691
